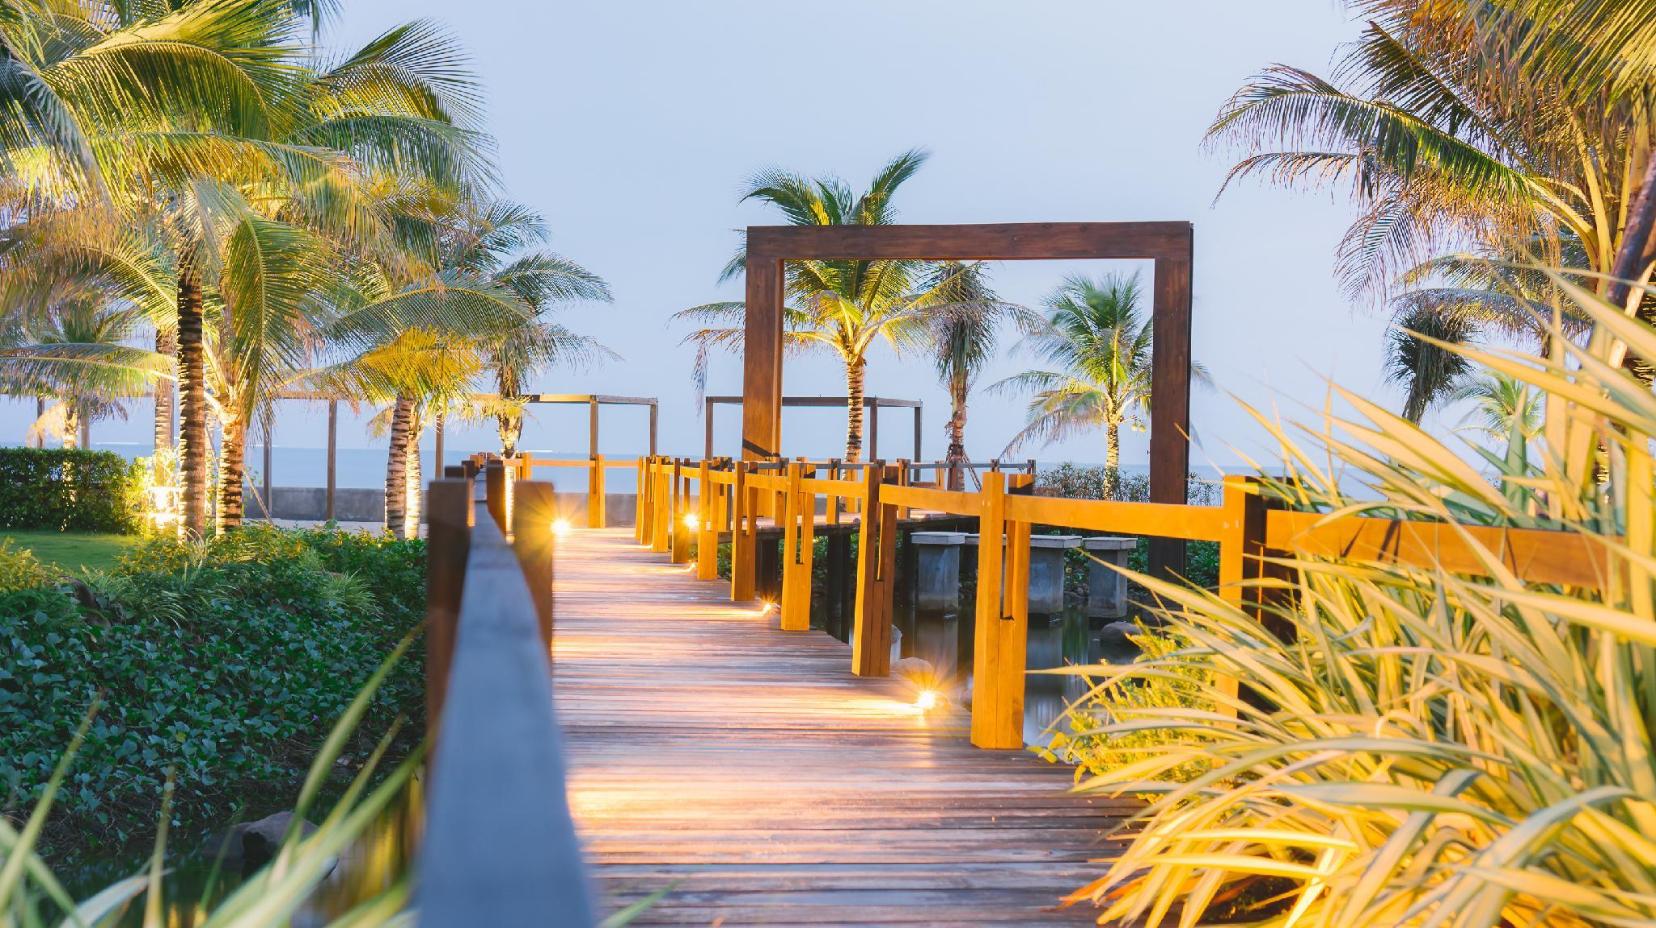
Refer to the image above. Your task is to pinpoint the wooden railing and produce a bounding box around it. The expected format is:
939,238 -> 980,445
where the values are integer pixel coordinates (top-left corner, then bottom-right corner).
415,464 -> 593,925
634,455 -> 1620,750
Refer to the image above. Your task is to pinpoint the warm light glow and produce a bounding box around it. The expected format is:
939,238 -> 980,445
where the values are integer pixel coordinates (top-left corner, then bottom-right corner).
914,690 -> 940,712
682,513 -> 700,531
551,518 -> 572,538
754,600 -> 774,616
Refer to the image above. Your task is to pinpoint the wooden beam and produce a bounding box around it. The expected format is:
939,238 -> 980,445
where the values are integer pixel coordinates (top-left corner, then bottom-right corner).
511,479 -> 556,653
424,479 -> 470,740
1148,246 -> 1194,580
740,257 -> 785,460
746,221 -> 1192,261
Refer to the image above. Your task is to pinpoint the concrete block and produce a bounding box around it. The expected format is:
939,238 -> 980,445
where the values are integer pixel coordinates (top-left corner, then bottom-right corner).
1083,536 -> 1136,618
911,531 -> 967,611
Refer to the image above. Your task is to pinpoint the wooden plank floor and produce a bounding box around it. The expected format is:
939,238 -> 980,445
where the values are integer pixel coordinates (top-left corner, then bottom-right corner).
552,528 -> 1129,926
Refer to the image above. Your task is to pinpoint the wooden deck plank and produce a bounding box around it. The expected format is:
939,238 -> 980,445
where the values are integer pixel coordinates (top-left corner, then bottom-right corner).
553,529 -> 1120,926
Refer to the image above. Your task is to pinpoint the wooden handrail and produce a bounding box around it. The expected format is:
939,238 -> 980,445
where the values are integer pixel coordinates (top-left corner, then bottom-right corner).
417,479 -> 594,925
1265,509 -> 1617,587
631,456 -> 1628,751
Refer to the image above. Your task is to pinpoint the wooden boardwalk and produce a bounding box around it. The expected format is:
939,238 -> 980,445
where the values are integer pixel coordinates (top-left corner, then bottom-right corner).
552,528 -> 1130,926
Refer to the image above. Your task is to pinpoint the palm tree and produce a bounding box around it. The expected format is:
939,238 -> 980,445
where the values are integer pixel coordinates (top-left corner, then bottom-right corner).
1452,369 -> 1543,506
677,149 -> 939,462
1206,1 -> 1656,394
994,274 -> 1204,499
0,288 -> 155,449
924,262 -> 1034,489
0,6 -> 490,535
439,198 -> 614,458
1385,304 -> 1478,422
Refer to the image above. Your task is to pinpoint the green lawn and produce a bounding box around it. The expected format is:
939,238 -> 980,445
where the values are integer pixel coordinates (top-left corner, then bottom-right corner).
1,530 -> 141,572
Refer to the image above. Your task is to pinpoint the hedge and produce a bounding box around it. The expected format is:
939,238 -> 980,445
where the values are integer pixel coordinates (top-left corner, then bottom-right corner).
0,448 -> 143,533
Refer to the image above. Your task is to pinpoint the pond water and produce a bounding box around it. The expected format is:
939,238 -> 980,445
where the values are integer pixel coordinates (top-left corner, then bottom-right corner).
811,570 -> 1142,747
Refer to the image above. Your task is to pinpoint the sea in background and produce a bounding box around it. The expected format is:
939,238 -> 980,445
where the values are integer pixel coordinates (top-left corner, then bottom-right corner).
82,442 -> 1233,495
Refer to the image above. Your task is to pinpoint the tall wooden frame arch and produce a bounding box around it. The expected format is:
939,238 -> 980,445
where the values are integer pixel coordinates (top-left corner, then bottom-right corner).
740,221 -> 1195,575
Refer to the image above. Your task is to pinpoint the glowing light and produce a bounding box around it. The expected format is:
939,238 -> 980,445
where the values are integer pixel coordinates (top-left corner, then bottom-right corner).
754,599 -> 774,616
914,689 -> 940,712
551,518 -> 572,538
682,513 -> 700,531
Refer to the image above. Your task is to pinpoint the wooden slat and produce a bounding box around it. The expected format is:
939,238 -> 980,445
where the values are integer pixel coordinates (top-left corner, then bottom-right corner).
1005,494 -> 1228,542
1265,510 -> 1617,587
803,477 -> 866,500
554,528 -> 1118,925
880,483 -> 976,517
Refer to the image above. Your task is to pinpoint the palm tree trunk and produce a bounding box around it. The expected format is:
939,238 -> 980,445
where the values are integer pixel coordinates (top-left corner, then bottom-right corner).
32,398 -> 43,448
385,394 -> 413,538
946,377 -> 968,490
154,326 -> 175,452
1104,423 -> 1121,500
1614,155 -> 1656,382
62,407 -> 80,449
496,367 -> 522,458
404,409 -> 423,538
844,358 -> 866,463
177,256 -> 209,539
218,417 -> 246,531
79,417 -> 89,451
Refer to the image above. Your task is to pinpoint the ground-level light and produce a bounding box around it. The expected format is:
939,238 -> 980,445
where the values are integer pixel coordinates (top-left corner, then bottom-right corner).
551,518 -> 572,538
914,689 -> 940,712
683,513 -> 700,531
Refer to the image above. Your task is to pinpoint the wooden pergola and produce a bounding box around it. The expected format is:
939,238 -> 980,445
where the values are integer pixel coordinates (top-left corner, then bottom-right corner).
264,392 -> 658,521
739,221 -> 1195,575
703,395 -> 921,462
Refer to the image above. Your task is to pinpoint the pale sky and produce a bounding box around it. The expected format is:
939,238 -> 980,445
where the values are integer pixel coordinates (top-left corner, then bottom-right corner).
4,0 -> 1406,475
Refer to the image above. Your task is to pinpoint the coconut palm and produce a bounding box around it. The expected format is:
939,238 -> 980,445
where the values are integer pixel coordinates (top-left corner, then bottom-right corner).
994,273 -> 1205,499
0,287 -> 153,448
439,198 -> 614,459
676,149 -> 939,462
1206,0 -> 1656,399
0,6 -> 491,535
924,262 -> 1035,489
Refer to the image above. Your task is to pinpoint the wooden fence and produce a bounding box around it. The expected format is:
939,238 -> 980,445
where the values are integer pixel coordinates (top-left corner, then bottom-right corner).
634,455 -> 1619,750
416,462 -> 593,925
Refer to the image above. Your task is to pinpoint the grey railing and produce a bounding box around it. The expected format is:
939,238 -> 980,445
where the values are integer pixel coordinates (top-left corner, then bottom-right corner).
414,471 -> 593,925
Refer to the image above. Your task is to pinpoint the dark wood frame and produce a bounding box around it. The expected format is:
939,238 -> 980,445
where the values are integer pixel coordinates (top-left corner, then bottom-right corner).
741,221 -> 1194,575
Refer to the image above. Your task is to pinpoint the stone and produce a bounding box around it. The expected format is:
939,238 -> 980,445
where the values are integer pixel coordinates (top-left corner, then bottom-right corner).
206,810 -> 319,876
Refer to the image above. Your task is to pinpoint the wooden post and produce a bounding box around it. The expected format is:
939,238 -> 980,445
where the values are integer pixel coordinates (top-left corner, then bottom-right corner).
740,257 -> 785,462
912,406 -> 922,462
588,455 -> 606,528
1214,475 -> 1269,709
1149,247 -> 1194,581
325,400 -> 337,522
731,461 -> 756,601
261,417 -> 273,522
512,480 -> 556,656
971,469 -> 1024,749
671,461 -> 691,565
652,460 -> 672,553
636,457 -> 651,544
894,458 -> 911,520
868,399 -> 880,463
779,461 -> 815,631
484,461 -> 507,530
425,479 -> 471,740
696,460 -> 717,580
851,462 -> 897,677
588,396 -> 599,459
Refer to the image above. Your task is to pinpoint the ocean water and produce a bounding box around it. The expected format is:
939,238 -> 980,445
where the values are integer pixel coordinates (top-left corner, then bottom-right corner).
83,441 -> 1234,496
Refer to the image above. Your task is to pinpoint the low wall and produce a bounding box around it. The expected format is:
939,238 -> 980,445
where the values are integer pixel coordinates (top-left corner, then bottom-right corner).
245,487 -> 640,527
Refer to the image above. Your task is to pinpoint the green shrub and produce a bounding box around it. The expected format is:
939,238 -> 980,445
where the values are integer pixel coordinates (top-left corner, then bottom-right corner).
0,448 -> 143,533
0,539 -> 61,593
0,524 -> 424,862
